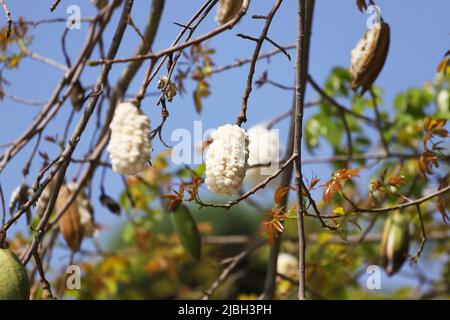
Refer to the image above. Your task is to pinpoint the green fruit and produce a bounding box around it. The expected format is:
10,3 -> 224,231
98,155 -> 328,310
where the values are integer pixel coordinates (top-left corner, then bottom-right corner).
380,211 -> 410,276
0,249 -> 30,300
171,205 -> 202,261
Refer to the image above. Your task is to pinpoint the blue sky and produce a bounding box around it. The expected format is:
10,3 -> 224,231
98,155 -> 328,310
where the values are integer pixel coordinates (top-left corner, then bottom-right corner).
0,1 -> 449,296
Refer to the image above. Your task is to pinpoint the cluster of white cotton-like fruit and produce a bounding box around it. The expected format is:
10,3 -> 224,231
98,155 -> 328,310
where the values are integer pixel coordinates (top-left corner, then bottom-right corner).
108,102 -> 151,175
204,124 -> 249,196
245,125 -> 281,188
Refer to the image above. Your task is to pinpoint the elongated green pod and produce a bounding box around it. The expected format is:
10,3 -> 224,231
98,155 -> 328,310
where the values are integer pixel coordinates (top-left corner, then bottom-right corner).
380,211 -> 410,276
0,249 -> 30,300
171,205 -> 201,261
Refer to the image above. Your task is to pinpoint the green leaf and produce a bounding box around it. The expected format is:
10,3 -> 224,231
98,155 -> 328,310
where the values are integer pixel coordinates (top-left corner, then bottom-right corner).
324,67 -> 352,97
171,205 -> 202,261
394,86 -> 433,118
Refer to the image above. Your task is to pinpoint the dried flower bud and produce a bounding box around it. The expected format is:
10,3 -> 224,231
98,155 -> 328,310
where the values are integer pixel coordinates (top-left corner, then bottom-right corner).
57,185 -> 84,253
204,124 -> 249,196
380,211 -> 410,276
245,126 -> 281,188
69,80 -> 85,111
157,76 -> 177,102
108,102 -> 151,175
277,253 -> 298,279
350,22 -> 390,93
215,0 -> 243,25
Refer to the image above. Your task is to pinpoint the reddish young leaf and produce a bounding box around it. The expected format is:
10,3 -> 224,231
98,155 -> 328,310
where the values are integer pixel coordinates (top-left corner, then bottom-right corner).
322,179 -> 341,203
322,168 -> 363,203
389,175 -> 405,187
274,185 -> 292,206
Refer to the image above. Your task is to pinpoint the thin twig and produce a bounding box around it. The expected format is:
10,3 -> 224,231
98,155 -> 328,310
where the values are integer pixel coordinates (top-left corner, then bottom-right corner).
343,184 -> 450,214
236,0 -> 283,126
265,36 -> 291,60
202,240 -> 264,299
0,0 -> 12,38
33,251 -> 54,299
412,204 -> 428,262
91,0 -> 251,65
211,44 -> 296,74
0,182 -> 6,226
370,88 -> 390,155
307,75 -> 379,125
50,0 -> 62,12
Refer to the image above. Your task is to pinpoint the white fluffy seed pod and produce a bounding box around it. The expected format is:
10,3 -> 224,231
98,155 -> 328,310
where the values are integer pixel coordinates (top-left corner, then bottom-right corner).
277,253 -> 298,279
245,126 -> 281,188
215,0 -> 243,25
157,76 -> 177,102
204,124 -> 249,196
108,102 -> 151,175
67,183 -> 96,237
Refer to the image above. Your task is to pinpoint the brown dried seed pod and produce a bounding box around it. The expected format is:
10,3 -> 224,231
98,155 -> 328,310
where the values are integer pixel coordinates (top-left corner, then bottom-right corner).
215,0 -> 243,26
350,22 -> 390,94
36,179 -> 56,218
67,183 -> 96,237
57,185 -> 84,253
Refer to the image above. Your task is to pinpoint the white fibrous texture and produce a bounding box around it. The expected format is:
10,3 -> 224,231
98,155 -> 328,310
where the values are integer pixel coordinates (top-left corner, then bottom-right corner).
215,0 -> 243,25
157,76 -> 177,102
67,183 -> 96,237
9,184 -> 32,213
204,124 -> 249,196
277,253 -> 298,278
350,25 -> 377,70
245,126 -> 281,188
108,102 -> 151,175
